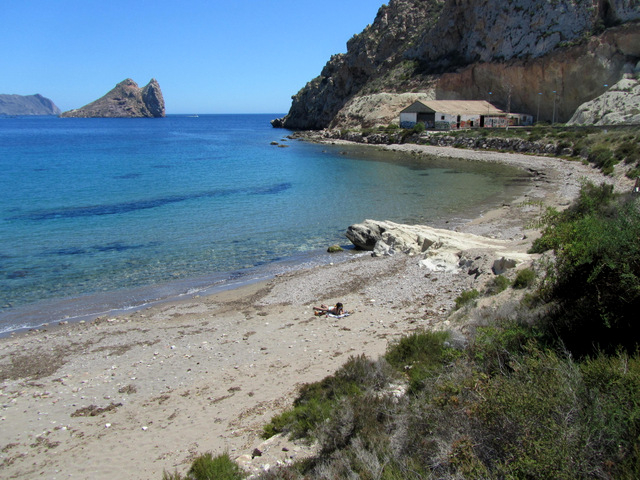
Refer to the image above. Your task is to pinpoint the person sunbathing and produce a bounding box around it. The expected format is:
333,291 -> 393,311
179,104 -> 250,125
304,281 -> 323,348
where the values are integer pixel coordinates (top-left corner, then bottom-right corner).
313,302 -> 344,315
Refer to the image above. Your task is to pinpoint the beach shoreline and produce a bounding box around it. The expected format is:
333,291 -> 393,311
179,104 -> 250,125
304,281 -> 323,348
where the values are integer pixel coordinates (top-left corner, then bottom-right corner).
0,144 -> 626,479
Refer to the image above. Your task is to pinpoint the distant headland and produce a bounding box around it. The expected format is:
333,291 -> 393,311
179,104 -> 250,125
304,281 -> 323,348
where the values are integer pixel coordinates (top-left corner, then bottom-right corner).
0,94 -> 61,116
60,78 -> 165,118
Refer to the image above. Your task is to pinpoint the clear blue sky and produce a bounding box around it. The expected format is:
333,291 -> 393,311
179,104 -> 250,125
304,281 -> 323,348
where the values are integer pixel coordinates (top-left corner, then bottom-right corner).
1,1 -> 383,114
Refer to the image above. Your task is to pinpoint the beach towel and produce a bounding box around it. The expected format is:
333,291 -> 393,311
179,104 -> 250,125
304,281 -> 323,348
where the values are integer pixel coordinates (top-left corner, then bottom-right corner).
326,313 -> 350,319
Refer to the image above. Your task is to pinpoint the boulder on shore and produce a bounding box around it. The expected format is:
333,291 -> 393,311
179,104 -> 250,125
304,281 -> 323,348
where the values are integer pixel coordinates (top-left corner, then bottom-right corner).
60,78 -> 165,118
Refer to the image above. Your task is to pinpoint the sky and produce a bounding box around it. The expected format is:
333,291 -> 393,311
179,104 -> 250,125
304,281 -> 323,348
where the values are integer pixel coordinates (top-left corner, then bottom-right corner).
1,1 -> 384,114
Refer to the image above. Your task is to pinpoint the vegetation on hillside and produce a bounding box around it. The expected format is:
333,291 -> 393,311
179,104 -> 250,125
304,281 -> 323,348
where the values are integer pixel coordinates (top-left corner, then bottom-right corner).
165,182 -> 640,479
531,182 -> 640,356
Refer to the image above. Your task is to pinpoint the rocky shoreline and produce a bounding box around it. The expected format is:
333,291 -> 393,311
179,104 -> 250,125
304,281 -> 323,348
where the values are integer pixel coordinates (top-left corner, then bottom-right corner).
295,126 -> 627,158
0,143 -> 629,479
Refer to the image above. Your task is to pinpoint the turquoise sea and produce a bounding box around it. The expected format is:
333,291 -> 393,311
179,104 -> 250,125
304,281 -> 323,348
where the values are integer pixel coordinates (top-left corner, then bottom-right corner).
0,114 -> 529,335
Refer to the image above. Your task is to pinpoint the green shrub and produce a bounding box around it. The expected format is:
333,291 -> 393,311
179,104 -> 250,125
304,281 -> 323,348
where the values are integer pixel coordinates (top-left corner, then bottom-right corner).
454,289 -> 480,310
530,182 -> 615,254
252,325 -> 640,479
485,275 -> 510,295
579,352 -> 640,478
531,182 -> 640,356
615,140 -> 640,163
263,355 -> 397,440
512,268 -> 536,289
162,470 -> 183,480
473,347 -> 640,478
588,145 -> 618,174
385,330 -> 455,391
412,122 -> 426,134
626,167 -> 640,180
471,320 -> 539,374
187,452 -> 244,480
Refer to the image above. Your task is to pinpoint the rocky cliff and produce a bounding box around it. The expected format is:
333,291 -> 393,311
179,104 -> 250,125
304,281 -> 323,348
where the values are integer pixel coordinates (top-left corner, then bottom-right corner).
60,79 -> 165,118
274,0 -> 640,129
568,76 -> 640,125
0,94 -> 61,115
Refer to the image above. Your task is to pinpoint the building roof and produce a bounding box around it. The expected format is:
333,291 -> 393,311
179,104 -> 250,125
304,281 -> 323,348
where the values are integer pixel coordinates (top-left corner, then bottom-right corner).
400,100 -> 506,116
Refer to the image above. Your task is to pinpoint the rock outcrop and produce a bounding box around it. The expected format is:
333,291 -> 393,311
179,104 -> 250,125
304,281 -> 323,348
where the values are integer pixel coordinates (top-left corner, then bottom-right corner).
568,75 -> 640,125
330,92 -> 435,129
273,0 -> 640,130
346,219 -> 530,273
60,79 -> 165,118
0,94 -> 61,116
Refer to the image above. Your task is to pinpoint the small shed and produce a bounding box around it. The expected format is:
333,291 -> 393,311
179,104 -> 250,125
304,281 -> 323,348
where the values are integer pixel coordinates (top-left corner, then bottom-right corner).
399,100 -> 525,130
507,113 -> 534,126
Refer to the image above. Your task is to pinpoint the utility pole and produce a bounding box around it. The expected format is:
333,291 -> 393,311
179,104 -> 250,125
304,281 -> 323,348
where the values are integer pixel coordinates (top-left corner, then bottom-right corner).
505,85 -> 512,131
536,92 -> 542,124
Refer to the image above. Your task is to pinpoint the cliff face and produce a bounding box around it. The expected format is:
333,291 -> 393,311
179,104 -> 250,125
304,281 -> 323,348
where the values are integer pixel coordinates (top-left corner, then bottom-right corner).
279,0 -> 444,130
0,94 -> 61,116
60,79 -> 165,118
435,22 -> 640,122
275,0 -> 640,129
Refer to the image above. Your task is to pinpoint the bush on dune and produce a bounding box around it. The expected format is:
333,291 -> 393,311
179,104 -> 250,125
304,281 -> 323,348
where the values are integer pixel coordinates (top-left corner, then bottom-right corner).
263,354 -> 400,441
254,322 -> 640,479
531,182 -> 640,356
163,452 -> 244,480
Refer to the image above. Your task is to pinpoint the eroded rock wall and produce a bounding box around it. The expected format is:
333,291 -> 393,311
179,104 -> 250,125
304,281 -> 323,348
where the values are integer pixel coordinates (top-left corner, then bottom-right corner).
435,22 -> 640,122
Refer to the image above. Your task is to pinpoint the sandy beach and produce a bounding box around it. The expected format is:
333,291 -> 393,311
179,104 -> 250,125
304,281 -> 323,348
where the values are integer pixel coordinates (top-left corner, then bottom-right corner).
0,144 -> 627,479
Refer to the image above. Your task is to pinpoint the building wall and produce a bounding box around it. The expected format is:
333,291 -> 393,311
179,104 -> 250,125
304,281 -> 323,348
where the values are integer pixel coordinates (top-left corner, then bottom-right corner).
485,116 -> 509,128
399,112 -> 417,128
516,114 -> 534,126
434,112 -> 483,129
400,110 -> 529,129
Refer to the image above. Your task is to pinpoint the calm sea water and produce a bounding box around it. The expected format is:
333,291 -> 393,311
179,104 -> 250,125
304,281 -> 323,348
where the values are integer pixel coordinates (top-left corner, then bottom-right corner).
0,114 -> 529,334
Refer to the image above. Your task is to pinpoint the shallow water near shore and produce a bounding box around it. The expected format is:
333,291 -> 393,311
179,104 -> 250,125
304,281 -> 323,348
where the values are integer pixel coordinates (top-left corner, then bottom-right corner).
0,114 -> 529,335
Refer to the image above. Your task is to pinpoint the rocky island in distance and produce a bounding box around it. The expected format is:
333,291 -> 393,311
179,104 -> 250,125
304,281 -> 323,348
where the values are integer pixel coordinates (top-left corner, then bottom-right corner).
60,78 -> 165,118
0,94 -> 61,116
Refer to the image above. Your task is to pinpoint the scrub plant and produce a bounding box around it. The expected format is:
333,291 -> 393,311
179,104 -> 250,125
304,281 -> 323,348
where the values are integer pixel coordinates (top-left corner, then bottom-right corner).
162,452 -> 245,480
588,145 -> 617,174
531,182 -> 640,356
485,275 -> 510,295
512,268 -> 536,289
263,354 -> 398,440
454,289 -> 480,310
385,330 -> 457,391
